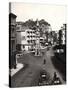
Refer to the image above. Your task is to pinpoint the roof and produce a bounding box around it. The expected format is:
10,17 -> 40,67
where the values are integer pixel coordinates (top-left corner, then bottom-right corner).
9,13 -> 17,18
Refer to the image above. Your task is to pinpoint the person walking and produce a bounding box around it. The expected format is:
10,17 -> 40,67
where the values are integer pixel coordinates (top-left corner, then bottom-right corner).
53,72 -> 57,81
43,59 -> 46,64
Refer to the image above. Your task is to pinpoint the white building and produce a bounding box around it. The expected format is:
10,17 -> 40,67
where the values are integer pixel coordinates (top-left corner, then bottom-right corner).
59,24 -> 66,45
26,29 -> 36,50
16,22 -> 36,51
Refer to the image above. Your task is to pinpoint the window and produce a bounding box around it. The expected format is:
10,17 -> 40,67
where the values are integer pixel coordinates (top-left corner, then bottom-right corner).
27,36 -> 30,38
23,45 -> 25,48
27,31 -> 29,33
16,26 -> 20,30
33,36 -> 35,38
27,40 -> 30,43
31,31 -> 32,34
31,40 -> 32,43
31,36 -> 32,38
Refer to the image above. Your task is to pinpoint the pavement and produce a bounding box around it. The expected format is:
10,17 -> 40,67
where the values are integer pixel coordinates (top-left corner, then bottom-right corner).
11,46 -> 65,87
10,63 -> 24,77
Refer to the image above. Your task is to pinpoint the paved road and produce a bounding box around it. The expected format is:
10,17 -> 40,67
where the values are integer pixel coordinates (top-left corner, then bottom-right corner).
11,47 -> 65,87
11,53 -> 43,87
42,47 -> 65,84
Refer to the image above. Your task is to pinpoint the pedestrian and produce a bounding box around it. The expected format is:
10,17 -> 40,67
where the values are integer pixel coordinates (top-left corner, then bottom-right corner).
53,72 -> 57,80
43,59 -> 46,64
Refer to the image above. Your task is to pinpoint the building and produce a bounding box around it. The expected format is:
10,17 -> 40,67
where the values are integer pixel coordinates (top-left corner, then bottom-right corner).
16,22 -> 27,51
26,29 -> 36,50
16,22 -> 36,51
40,24 -> 52,45
16,19 -> 52,53
54,24 -> 66,55
9,13 -> 17,69
50,31 -> 58,45
59,24 -> 66,45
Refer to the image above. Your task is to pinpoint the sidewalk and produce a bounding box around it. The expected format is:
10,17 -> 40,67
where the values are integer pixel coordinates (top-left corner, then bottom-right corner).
10,63 -> 24,77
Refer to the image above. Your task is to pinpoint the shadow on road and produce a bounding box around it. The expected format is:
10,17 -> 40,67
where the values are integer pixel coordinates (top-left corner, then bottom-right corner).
51,56 -> 66,81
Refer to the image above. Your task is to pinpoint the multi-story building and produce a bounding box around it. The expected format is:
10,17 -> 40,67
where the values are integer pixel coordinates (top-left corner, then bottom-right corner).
16,22 -> 36,51
40,24 -> 52,45
9,13 -> 17,69
54,24 -> 66,54
26,29 -> 36,51
50,31 -> 58,45
26,29 -> 36,45
16,22 -> 27,51
16,20 -> 52,53
59,24 -> 66,45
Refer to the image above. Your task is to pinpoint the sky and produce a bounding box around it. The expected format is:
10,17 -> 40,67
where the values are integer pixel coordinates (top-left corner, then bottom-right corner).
11,2 -> 67,31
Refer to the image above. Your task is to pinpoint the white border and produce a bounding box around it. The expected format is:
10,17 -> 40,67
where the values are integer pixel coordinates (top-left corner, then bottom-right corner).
0,0 -> 68,90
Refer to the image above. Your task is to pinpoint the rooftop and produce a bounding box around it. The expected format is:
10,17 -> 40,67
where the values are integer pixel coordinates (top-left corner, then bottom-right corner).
9,13 -> 17,18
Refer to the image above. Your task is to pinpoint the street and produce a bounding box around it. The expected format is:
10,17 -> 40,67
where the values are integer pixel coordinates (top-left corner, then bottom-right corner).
11,47 -> 65,87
